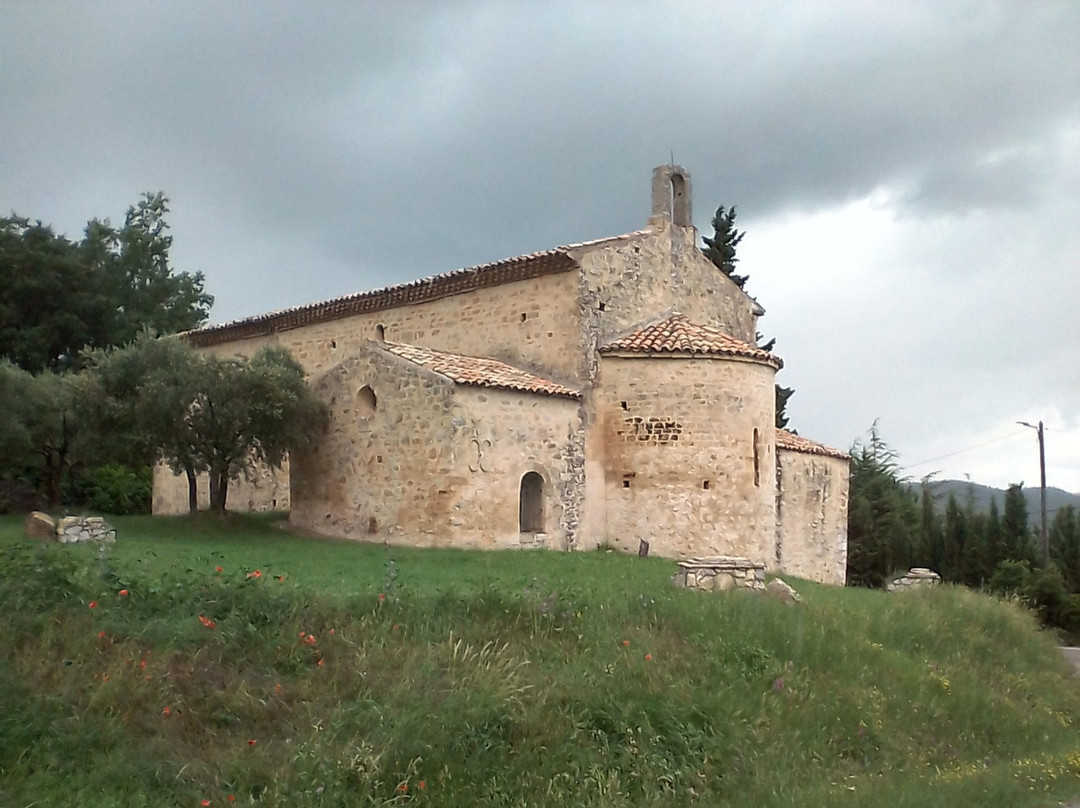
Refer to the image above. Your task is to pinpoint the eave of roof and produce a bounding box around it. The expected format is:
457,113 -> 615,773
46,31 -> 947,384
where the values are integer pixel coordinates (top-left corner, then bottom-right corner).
598,313 -> 783,370
379,341 -> 580,400
776,429 -> 850,460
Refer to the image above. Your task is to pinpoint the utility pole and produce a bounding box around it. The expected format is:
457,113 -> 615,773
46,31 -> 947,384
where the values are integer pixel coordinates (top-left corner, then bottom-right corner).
1018,420 -> 1049,566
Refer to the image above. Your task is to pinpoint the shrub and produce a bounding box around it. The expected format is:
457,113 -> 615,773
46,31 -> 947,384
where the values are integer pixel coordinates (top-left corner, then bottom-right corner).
71,464 -> 152,515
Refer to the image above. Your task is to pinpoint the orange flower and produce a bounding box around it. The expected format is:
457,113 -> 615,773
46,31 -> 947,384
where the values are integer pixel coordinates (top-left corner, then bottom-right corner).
418,780 -> 426,790
140,659 -> 146,670
215,566 -> 223,573
118,589 -> 129,596
88,601 -> 97,609
303,634 -> 317,645
162,706 -> 171,716
198,615 -> 217,629
392,624 -> 399,631
329,628 -> 335,634
246,569 -> 262,579
378,593 -> 386,602
201,801 -> 211,807
275,574 -> 285,581
98,630 -> 106,638
398,783 -> 408,794
316,658 -> 324,667
621,640 -> 630,646
644,654 -> 652,661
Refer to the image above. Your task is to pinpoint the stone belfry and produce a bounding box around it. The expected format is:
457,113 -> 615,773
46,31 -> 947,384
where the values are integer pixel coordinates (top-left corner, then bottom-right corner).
650,164 -> 692,227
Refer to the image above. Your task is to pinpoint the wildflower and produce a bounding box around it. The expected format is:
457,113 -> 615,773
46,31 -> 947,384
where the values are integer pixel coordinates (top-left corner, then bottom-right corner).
247,739 -> 256,746
329,628 -> 335,634
398,783 -> 408,794
118,589 -> 129,596
140,659 -> 146,670
392,624 -> 399,631
621,640 -> 630,646
98,631 -> 106,638
644,654 -> 652,661
418,780 -> 426,790
303,634 -> 317,645
227,797 -> 235,803
772,677 -> 784,691
378,593 -> 386,602
88,601 -> 97,609
202,801 -> 211,807
102,674 -> 108,682
215,566 -> 223,573
317,658 -> 324,667
198,615 -> 217,629
275,574 -> 285,581
162,706 -> 171,716
247,569 -> 262,579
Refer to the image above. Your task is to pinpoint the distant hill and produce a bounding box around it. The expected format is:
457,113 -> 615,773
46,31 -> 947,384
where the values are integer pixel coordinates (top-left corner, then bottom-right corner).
905,479 -> 1080,526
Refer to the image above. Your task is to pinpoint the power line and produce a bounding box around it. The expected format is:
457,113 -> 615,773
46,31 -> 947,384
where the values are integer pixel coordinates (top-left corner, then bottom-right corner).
899,430 -> 1028,471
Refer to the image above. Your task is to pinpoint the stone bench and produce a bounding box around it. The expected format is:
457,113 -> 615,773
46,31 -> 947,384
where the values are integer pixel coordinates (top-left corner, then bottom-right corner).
886,567 -> 941,591
672,556 -> 766,592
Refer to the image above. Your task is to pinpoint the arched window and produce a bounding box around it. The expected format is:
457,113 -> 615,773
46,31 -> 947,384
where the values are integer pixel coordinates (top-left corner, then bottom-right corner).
519,472 -> 544,533
375,324 -> 385,341
357,385 -> 377,418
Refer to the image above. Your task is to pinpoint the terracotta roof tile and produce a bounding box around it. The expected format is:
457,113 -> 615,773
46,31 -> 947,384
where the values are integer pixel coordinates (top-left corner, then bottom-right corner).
776,429 -> 850,460
380,341 -> 580,400
599,314 -> 783,369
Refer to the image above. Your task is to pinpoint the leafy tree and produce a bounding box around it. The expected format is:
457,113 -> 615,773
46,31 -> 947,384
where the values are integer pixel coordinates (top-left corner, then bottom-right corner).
85,338 -> 326,514
983,498 -> 1006,578
0,194 -> 212,372
702,205 -> 747,288
846,424 -> 917,587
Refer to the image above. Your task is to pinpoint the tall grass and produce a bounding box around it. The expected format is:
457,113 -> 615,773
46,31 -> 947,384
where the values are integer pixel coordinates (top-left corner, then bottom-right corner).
1,513 -> 1079,807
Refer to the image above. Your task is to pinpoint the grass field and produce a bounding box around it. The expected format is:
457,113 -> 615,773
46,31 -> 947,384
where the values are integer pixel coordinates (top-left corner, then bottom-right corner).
2,512 -> 1080,807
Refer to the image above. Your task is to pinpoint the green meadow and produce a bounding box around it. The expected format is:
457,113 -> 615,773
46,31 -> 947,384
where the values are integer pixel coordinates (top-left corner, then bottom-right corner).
2,513 -> 1079,807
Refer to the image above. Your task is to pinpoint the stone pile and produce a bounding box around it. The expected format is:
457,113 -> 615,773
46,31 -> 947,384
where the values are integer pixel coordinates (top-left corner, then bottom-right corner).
673,556 -> 766,592
886,567 -> 941,591
24,512 -> 116,544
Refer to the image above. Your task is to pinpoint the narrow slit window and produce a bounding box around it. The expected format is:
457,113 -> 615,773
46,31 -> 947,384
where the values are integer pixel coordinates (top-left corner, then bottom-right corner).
753,427 -> 761,487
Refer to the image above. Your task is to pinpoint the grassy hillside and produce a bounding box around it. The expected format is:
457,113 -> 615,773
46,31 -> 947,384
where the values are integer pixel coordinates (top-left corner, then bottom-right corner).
2,513 -> 1080,807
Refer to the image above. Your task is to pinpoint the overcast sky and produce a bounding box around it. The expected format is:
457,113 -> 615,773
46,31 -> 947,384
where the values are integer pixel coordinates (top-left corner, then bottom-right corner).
3,1 -> 1078,494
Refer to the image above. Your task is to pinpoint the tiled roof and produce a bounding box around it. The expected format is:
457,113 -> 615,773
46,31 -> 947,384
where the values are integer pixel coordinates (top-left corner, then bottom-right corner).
776,429 -> 850,460
599,314 -> 783,369
183,230 -> 650,348
380,341 -> 580,400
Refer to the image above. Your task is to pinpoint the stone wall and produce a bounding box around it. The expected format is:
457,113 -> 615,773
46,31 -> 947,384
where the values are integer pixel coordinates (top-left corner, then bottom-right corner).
290,343 -> 582,549
593,354 -> 777,563
775,450 -> 849,585
574,221 -> 760,349
152,461 -> 290,516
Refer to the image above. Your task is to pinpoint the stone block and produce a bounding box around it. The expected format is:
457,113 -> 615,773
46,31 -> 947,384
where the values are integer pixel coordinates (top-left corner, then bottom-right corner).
25,511 -> 56,540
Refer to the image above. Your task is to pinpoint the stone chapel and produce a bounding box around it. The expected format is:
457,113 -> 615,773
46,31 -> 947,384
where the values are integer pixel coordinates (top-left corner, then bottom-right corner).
154,166 -> 850,584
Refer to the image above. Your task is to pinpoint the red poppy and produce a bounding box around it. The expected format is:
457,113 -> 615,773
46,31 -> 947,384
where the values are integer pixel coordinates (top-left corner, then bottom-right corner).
644,654 -> 652,661
102,674 -> 108,682
198,615 -> 217,629
378,593 -> 386,602
215,566 -> 223,573
621,640 -> 630,646
247,569 -> 262,579
247,739 -> 256,746
317,658 -> 324,667
303,634 -> 317,645
398,783 -> 408,794
329,628 -> 335,634
118,589 -> 129,596
98,630 -> 106,638
162,706 -> 171,716
201,801 -> 211,807
88,601 -> 97,609
140,659 -> 146,670
275,575 -> 285,581
418,780 -> 426,790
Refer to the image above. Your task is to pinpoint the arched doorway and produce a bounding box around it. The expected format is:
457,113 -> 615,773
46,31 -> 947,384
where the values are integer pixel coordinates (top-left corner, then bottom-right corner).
519,472 -> 544,533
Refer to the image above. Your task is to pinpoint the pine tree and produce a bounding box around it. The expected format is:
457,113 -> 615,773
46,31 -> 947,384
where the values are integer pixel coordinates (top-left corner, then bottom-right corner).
702,205 -> 748,288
